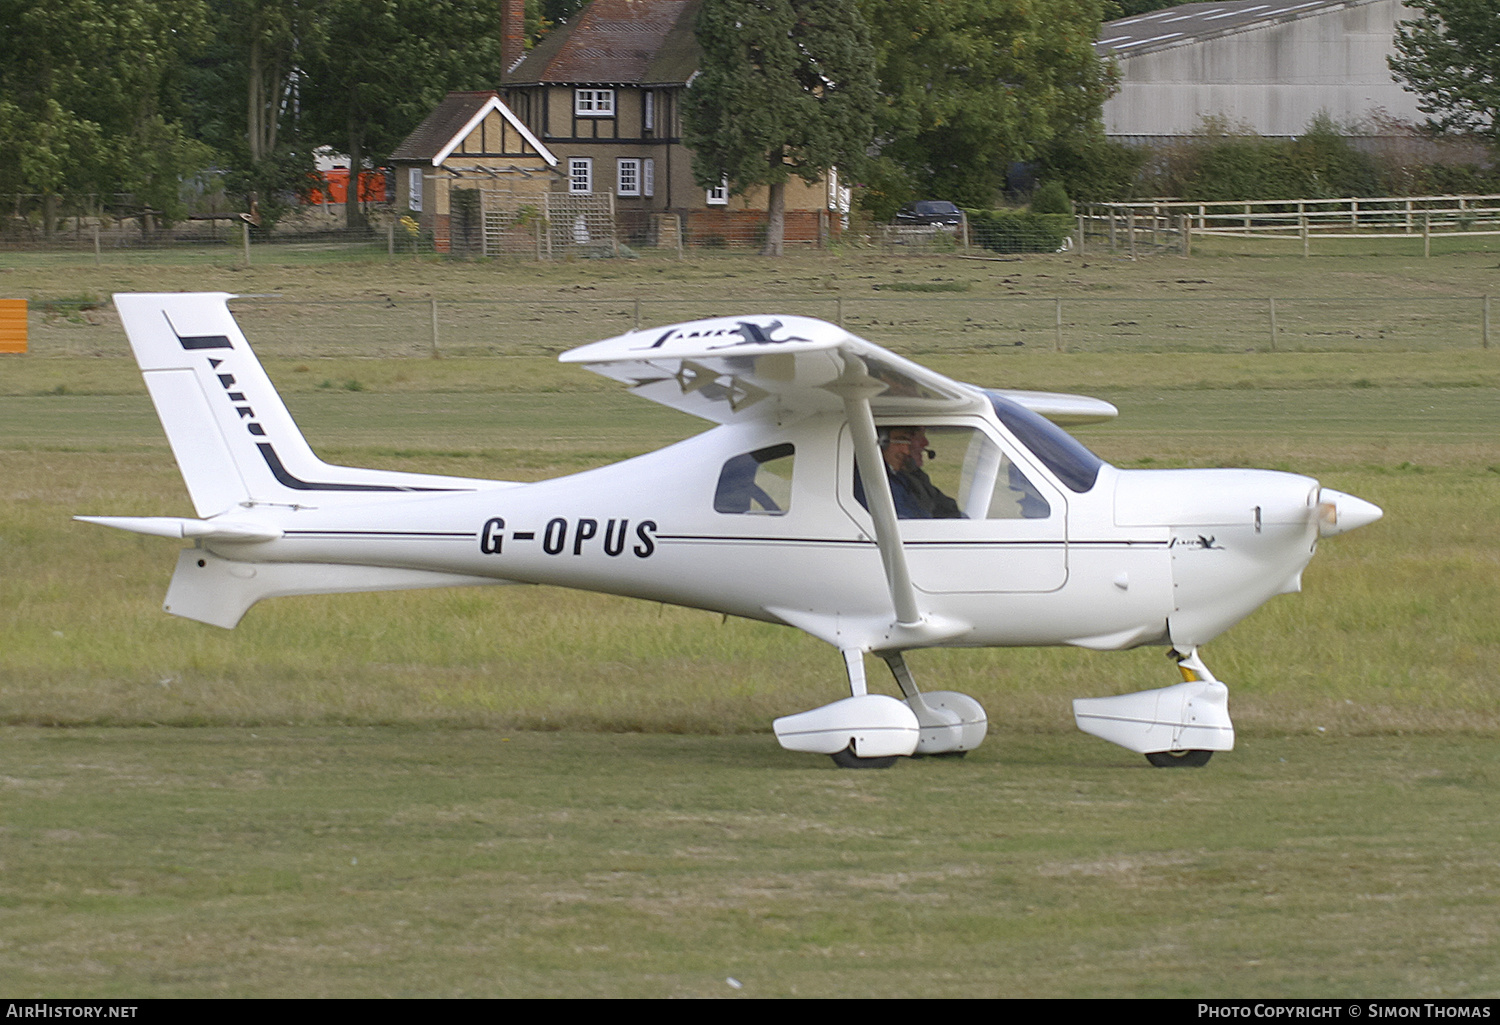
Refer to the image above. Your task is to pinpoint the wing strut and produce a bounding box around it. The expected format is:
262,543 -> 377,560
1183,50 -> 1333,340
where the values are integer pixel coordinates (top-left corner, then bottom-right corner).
828,351 -> 923,629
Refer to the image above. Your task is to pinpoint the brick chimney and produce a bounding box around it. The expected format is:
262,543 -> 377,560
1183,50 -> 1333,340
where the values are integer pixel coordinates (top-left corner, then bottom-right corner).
502,0 -> 525,76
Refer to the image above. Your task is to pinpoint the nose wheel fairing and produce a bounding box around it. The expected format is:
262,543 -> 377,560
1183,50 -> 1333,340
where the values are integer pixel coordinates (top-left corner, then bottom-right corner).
1072,649 -> 1234,762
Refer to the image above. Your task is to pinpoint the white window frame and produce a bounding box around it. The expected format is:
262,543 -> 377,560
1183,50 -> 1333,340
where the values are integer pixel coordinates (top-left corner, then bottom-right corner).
616,158 -> 641,197
407,167 -> 424,212
569,157 -> 593,194
706,178 -> 729,206
643,158 -> 655,199
574,88 -> 615,117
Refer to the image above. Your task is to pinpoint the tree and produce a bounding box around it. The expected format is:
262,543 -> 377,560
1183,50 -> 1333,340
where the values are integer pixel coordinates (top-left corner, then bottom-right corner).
683,0 -> 878,256
298,0 -> 514,228
1389,0 -> 1500,149
180,1 -> 329,228
0,0 -> 212,228
859,0 -> 1115,216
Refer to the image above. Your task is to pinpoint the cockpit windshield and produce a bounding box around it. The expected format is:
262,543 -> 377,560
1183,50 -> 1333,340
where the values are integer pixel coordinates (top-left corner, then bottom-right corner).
984,391 -> 1107,493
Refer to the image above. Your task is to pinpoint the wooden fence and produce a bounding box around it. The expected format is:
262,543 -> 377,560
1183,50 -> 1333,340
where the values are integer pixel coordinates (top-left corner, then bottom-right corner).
1084,194 -> 1500,257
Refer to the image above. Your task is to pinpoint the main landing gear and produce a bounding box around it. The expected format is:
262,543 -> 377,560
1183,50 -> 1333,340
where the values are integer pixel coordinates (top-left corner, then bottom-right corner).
772,649 -> 988,768
1072,647 -> 1233,767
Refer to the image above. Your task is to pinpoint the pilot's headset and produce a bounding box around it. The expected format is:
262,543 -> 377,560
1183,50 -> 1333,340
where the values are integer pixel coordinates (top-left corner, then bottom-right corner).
878,426 -> 936,461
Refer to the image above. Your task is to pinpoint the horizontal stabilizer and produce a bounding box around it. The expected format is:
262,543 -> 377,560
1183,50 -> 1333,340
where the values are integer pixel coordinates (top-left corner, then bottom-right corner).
164,549 -> 511,629
76,516 -> 281,543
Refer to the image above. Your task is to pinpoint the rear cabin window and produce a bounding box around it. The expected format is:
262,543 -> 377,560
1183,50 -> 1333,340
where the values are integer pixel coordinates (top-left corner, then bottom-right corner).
715,444 -> 794,515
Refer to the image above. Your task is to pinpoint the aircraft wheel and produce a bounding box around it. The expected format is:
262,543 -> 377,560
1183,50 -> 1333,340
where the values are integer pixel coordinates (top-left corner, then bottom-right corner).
830,744 -> 899,769
1145,749 -> 1213,768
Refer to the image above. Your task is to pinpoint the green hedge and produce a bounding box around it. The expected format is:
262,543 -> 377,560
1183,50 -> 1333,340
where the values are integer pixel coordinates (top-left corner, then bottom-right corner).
964,210 -> 1074,253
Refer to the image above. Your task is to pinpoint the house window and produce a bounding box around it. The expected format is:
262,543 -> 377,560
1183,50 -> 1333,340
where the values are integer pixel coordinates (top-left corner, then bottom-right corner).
575,89 -> 615,116
408,167 -> 423,212
569,158 -> 593,194
643,91 -> 655,133
706,178 -> 728,206
643,158 -> 654,198
617,158 -> 640,197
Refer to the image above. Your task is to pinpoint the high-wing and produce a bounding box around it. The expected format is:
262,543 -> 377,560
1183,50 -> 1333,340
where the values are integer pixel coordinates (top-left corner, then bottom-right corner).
561,315 -> 982,424
560,315 -> 1116,426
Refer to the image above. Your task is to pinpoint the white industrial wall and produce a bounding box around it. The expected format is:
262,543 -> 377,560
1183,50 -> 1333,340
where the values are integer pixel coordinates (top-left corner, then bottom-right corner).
1103,0 -> 1424,140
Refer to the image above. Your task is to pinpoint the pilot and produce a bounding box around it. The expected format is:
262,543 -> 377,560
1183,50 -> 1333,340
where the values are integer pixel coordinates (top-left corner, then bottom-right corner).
855,426 -> 963,519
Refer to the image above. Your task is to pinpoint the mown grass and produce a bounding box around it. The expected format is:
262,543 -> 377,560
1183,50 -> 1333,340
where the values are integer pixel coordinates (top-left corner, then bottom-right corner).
0,252 -> 1496,996
1,727 -> 1496,997
6,246 -> 1500,360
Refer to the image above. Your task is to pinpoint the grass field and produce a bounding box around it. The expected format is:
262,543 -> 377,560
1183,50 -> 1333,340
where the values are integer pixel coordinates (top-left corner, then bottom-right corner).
2,728 -> 1496,998
0,249 -> 1497,996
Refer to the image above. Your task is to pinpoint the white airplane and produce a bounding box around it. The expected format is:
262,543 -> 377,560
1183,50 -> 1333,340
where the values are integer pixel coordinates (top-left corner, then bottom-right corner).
81,293 -> 1382,768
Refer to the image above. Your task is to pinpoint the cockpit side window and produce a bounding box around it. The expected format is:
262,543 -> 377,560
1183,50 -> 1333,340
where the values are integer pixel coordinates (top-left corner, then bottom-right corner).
715,443 -> 795,515
853,425 -> 1051,520
984,392 -> 1105,493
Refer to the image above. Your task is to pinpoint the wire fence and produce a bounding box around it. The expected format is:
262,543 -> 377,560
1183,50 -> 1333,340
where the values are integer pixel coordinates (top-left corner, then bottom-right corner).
9,191 -> 1500,260
15,293 -> 1492,359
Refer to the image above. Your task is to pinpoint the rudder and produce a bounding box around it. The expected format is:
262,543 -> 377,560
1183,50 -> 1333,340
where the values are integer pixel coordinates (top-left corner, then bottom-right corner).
115,292 -> 502,516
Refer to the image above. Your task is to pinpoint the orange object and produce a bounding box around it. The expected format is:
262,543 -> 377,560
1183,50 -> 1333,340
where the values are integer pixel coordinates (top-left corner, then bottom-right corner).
309,169 -> 388,205
0,299 -> 26,353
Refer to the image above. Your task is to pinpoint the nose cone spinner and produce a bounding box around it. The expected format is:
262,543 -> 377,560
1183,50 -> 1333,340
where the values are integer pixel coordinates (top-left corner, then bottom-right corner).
1317,489 -> 1383,537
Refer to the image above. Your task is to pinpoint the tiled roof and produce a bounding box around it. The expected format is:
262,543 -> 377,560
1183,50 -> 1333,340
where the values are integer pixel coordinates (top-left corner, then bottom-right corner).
390,92 -> 500,162
1097,0 -> 1372,58
390,91 -> 556,166
506,0 -> 701,86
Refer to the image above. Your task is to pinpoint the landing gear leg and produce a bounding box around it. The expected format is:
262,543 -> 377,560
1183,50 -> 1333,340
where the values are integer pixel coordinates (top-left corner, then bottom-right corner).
829,649 -> 898,768
881,652 -> 988,757
1145,649 -> 1220,768
770,648 -> 919,767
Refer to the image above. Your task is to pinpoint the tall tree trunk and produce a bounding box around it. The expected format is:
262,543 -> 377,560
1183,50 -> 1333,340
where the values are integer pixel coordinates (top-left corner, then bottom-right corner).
248,30 -> 264,163
344,119 -> 366,229
264,59 -> 280,157
761,182 -> 786,256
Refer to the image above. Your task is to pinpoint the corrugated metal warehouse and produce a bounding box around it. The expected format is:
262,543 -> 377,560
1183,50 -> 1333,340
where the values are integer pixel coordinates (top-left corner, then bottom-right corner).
1097,0 -> 1426,143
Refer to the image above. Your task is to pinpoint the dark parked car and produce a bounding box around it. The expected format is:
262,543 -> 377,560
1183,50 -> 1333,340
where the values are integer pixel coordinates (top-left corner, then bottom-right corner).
894,200 -> 964,227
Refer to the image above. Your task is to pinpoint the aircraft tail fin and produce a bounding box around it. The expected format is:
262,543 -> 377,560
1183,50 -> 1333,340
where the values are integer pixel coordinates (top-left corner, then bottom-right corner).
114,293 -> 497,516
